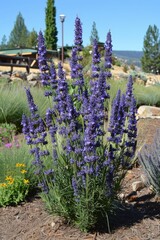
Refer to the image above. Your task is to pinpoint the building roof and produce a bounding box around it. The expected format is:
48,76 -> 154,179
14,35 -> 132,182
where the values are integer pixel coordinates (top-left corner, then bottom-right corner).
0,48 -> 38,56
0,48 -> 57,56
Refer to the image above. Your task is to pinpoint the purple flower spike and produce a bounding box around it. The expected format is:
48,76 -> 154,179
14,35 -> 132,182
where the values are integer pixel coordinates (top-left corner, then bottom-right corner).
108,90 -> 126,144
91,39 -> 101,80
37,31 -> 51,88
125,75 -> 134,108
25,88 -> 38,117
124,76 -> 137,158
124,95 -> 137,159
104,31 -> 113,78
70,17 -> 84,93
74,16 -> 83,50
37,31 -> 49,72
50,63 -> 57,89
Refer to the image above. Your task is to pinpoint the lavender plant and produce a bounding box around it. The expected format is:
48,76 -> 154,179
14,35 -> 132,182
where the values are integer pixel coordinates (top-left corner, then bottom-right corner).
22,17 -> 137,232
138,129 -> 160,196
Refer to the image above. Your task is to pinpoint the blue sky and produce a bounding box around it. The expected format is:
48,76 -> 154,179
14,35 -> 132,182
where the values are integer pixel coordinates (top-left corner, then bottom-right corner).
1,0 -> 160,50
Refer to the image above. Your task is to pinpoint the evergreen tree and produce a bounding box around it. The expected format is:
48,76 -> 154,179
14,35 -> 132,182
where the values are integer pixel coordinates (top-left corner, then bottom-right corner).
45,0 -> 58,50
0,35 -> 8,49
27,29 -> 38,48
8,12 -> 29,48
141,25 -> 160,74
90,21 -> 99,45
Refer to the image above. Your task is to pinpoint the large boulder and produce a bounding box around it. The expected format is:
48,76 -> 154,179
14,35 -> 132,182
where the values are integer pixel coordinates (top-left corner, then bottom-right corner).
137,105 -> 160,119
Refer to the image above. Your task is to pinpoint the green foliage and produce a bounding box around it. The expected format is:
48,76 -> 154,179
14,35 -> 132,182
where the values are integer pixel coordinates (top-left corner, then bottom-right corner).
8,12 -> 29,48
130,64 -> 136,70
123,64 -> 129,73
141,25 -> 160,74
0,123 -> 16,146
45,0 -> 58,50
90,21 -> 99,45
138,128 -> 160,196
0,142 -> 37,206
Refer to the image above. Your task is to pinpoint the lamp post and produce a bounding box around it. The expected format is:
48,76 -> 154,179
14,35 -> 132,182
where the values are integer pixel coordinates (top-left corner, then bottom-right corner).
60,14 -> 66,63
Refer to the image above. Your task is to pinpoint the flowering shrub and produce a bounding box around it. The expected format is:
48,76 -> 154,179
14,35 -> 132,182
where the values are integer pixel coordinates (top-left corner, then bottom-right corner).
0,140 -> 38,206
22,17 -> 137,231
0,163 -> 30,206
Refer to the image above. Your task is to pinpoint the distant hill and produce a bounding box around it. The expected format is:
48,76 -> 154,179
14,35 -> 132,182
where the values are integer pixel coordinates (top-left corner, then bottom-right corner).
113,50 -> 143,67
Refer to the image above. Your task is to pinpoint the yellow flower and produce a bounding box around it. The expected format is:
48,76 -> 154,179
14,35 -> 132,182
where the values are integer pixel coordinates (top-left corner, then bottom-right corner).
0,183 -> 7,188
21,169 -> 27,174
5,176 -> 13,181
16,163 -> 26,168
8,179 -> 14,185
5,176 -> 14,185
24,179 -> 29,185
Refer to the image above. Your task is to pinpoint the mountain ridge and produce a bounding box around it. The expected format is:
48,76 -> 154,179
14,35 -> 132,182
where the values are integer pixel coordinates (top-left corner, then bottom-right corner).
113,50 -> 143,67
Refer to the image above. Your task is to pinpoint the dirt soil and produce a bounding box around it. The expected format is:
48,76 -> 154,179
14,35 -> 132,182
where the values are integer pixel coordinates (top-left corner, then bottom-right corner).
0,119 -> 160,240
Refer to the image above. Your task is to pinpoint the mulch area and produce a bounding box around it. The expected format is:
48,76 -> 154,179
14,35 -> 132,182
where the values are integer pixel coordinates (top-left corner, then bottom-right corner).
0,119 -> 160,240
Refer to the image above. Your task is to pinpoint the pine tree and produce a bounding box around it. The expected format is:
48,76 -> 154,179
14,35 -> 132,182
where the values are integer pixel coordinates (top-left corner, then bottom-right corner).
141,25 -> 160,74
45,0 -> 58,50
8,12 -> 29,48
90,21 -> 99,45
0,35 -> 8,49
27,29 -> 38,48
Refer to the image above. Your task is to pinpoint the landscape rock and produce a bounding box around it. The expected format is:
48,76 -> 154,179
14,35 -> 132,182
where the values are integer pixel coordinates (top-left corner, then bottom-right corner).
12,71 -> 27,80
27,73 -> 40,81
1,71 -> 11,76
28,80 -> 38,87
146,76 -> 160,87
10,76 -> 23,82
132,180 -> 145,191
137,105 -> 160,119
